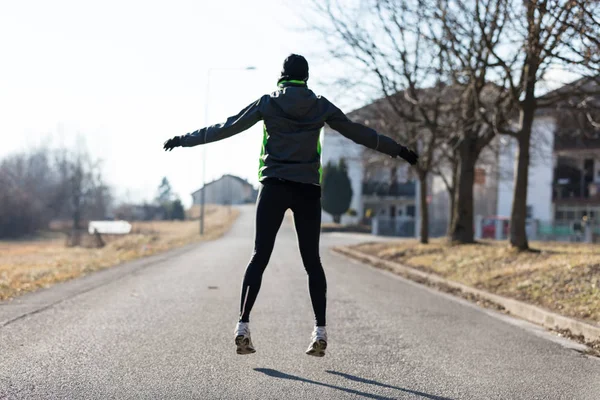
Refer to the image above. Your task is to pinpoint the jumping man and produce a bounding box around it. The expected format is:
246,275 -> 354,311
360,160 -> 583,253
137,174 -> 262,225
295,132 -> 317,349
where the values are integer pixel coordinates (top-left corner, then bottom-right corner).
163,54 -> 418,357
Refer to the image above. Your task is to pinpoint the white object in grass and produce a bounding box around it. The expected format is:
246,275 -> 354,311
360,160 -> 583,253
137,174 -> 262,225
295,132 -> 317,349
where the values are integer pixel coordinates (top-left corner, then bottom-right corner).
88,221 -> 132,235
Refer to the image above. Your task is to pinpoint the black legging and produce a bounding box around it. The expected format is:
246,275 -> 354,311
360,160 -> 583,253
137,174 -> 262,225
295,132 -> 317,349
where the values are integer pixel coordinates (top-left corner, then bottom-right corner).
239,178 -> 327,326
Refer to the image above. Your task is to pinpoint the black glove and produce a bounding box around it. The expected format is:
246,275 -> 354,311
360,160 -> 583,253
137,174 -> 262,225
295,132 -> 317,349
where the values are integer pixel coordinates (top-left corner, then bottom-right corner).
397,144 -> 419,165
163,136 -> 181,151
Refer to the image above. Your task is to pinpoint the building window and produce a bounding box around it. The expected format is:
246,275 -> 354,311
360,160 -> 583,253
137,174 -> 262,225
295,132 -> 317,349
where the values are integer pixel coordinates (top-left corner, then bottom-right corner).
398,208 -> 404,216
526,205 -> 533,219
407,205 -> 416,217
585,159 -> 594,176
555,210 -> 564,220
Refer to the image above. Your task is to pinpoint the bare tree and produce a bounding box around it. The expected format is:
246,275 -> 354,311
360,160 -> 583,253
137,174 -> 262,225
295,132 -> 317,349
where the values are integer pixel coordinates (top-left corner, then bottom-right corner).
310,0 -> 599,247
311,0 -> 516,244
421,0 -> 517,243
0,143 -> 111,241
309,0 -> 456,243
54,145 -> 110,246
0,150 -> 51,238
432,140 -> 460,234
472,0 -> 600,250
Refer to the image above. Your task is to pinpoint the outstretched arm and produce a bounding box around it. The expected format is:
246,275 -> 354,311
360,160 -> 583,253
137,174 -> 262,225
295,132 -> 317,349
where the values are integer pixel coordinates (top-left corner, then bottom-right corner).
163,97 -> 264,151
324,100 -> 418,164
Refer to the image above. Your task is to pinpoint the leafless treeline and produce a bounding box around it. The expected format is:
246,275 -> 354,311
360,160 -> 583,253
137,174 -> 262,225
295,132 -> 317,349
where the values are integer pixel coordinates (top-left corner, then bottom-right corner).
311,0 -> 600,249
0,144 -> 111,239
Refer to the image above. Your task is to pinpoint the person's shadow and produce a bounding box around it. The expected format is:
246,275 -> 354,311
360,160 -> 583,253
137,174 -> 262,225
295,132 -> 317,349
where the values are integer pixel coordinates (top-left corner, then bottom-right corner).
254,368 -> 453,400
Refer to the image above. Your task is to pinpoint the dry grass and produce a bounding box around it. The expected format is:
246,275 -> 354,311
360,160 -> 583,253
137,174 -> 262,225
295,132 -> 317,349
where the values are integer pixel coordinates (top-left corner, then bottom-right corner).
0,205 -> 239,301
353,239 -> 600,325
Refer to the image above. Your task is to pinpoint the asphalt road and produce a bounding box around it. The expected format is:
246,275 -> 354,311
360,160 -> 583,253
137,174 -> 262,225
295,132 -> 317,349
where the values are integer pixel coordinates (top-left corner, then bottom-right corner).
1,205 -> 599,399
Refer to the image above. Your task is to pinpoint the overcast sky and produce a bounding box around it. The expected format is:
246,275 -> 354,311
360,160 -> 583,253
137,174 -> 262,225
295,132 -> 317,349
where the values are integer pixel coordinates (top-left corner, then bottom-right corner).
0,0 -> 357,207
1,0 -> 578,208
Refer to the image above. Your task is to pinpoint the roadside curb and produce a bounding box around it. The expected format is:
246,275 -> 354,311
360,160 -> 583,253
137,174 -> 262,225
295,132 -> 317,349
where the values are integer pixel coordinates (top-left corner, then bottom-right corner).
332,246 -> 600,344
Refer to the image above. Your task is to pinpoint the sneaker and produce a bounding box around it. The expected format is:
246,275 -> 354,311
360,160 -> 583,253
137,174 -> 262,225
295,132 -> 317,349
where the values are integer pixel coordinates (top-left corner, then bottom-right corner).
305,326 -> 327,357
234,322 -> 256,355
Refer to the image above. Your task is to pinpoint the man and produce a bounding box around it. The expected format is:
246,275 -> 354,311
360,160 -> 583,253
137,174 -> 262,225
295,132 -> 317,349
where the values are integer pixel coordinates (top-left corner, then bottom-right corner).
163,54 -> 418,357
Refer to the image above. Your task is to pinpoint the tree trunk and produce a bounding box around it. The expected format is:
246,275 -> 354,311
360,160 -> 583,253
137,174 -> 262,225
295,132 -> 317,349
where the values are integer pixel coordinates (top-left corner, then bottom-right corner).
509,114 -> 533,250
70,185 -> 82,247
73,206 -> 81,231
510,1 -> 538,251
419,173 -> 429,244
447,188 -> 456,235
446,159 -> 459,235
450,137 -> 478,243
333,215 -> 341,224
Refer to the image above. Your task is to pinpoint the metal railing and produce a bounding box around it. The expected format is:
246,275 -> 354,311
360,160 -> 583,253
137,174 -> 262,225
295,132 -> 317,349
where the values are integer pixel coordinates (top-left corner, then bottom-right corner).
537,220 -> 600,242
371,217 -> 447,238
372,217 -> 415,237
475,216 -> 600,243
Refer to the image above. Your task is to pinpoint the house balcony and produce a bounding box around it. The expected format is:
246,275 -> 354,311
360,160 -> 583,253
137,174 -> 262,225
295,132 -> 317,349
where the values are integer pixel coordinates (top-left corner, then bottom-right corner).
361,181 -> 416,225
554,183 -> 600,205
362,181 -> 416,198
553,149 -> 600,205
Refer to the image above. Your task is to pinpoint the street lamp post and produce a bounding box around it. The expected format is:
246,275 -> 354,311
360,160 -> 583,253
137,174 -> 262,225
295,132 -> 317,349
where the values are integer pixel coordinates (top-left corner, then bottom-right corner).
200,66 -> 256,235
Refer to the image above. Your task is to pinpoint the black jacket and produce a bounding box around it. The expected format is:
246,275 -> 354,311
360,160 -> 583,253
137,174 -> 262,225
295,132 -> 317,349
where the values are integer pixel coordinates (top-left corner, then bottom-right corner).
180,81 -> 403,185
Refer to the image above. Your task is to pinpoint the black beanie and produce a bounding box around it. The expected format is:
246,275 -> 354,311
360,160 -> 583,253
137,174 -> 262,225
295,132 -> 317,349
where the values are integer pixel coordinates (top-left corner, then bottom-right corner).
278,54 -> 309,84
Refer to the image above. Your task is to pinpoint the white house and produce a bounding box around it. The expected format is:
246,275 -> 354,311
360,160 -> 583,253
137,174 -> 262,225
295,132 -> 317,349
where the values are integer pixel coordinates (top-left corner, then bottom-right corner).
321,77 -> 600,240
321,116 -> 416,227
495,115 -> 555,222
321,94 -> 557,238
549,108 -> 600,224
487,78 -> 600,241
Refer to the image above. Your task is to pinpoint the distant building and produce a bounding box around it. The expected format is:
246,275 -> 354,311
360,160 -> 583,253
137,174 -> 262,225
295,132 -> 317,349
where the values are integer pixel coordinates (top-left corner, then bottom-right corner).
321,83 -> 559,237
191,174 -> 258,206
431,79 -> 600,240
545,79 -> 600,226
321,101 -> 416,233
